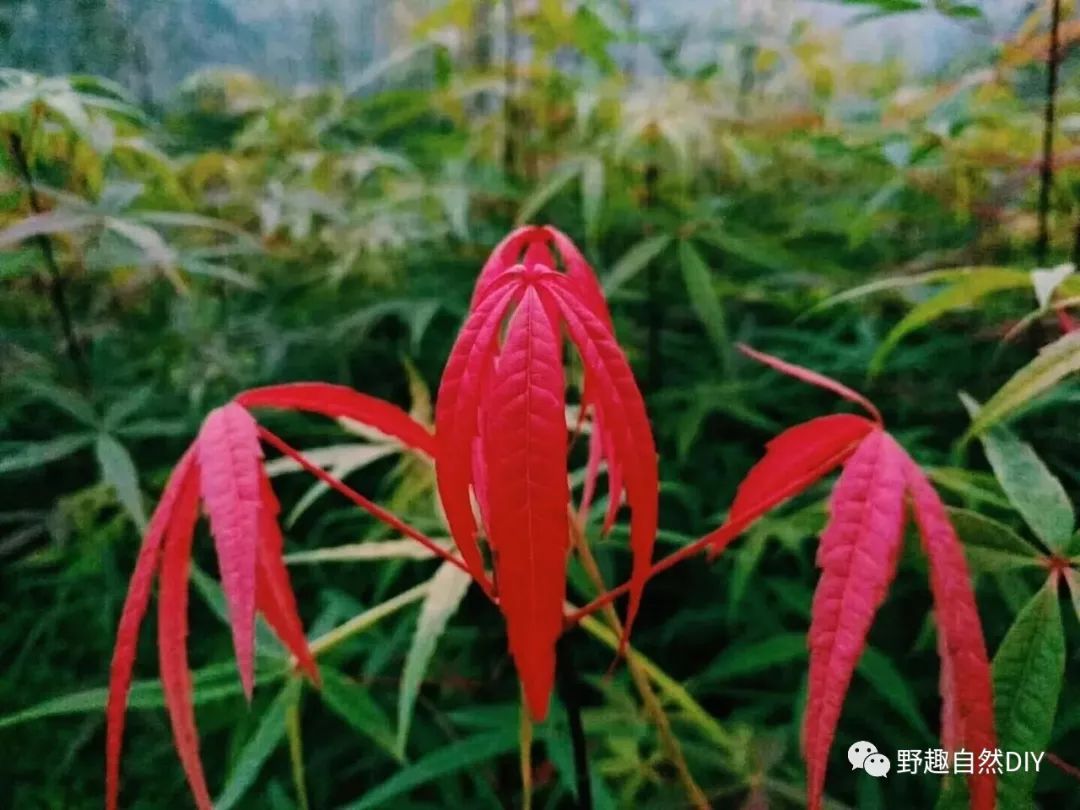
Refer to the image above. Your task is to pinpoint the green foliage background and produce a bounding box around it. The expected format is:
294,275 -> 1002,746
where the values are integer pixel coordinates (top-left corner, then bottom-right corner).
1,1 -> 1079,808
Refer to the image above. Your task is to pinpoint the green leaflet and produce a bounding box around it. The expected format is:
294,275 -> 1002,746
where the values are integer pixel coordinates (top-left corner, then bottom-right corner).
603,234 -> 672,294
678,240 -> 731,371
947,508 -> 1043,572
870,269 -> 1032,375
216,680 -> 299,810
396,561 -> 472,757
95,433 -> 148,531
339,729 -> 519,810
318,666 -> 399,759
992,580 -> 1065,808
690,633 -> 806,688
960,393 -> 1074,551
0,433 -> 93,475
964,331 -> 1080,440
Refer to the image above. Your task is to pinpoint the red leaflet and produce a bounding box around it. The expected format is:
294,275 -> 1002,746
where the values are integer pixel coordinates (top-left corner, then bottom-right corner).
235,382 -> 435,457
738,344 -> 883,424
483,287 -> 569,720
157,462 -> 212,810
256,473 -> 319,682
106,449 -> 196,810
804,430 -> 907,810
904,459 -> 997,809
197,403 -> 263,699
707,414 -> 875,558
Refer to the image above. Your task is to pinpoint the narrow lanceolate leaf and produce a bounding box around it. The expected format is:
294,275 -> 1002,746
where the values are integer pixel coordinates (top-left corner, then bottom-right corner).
547,278 -> 657,648
235,384 -> 435,457
95,433 -> 148,531
396,562 -> 473,755
157,460 -> 212,810
255,473 -> 318,683
106,450 -> 196,810
964,331 -> 1080,439
679,241 -> 731,367
197,403 -> 263,699
904,459 -> 996,810
804,431 -> 907,810
435,280 -> 519,594
484,287 -> 569,721
947,508 -> 1043,572
215,681 -> 297,810
738,344 -> 882,422
708,414 -> 876,558
992,581 -> 1065,808
960,394 -> 1074,551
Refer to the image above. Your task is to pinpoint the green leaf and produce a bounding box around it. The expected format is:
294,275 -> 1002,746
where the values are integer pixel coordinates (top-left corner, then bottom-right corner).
856,646 -> 933,740
960,393 -> 1074,550
340,729 -> 519,810
603,234 -> 672,294
0,434 -> 93,475
1065,570 -> 1080,623
690,633 -> 806,688
0,248 -> 39,280
95,434 -> 147,530
965,331 -> 1080,439
580,156 -> 604,241
0,210 -> 98,248
947,508 -> 1043,571
992,580 -> 1065,807
870,270 -> 1033,374
679,240 -> 731,370
215,680 -> 298,810
396,562 -> 472,757
16,379 -> 99,426
515,163 -> 580,226
318,667 -> 399,759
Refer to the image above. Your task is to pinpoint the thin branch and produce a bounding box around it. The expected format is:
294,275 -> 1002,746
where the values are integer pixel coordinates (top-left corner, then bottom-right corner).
7,132 -> 90,387
257,427 -> 475,580
1047,753 -> 1080,784
556,633 -> 593,810
1036,0 -> 1062,265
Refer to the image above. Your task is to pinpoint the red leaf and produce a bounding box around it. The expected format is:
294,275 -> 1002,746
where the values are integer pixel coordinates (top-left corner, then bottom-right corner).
708,414 -> 876,558
804,430 -> 907,810
255,471 -> 319,683
483,286 -> 569,720
904,459 -> 997,810
546,279 -> 657,648
544,225 -> 614,330
157,460 -> 213,810
106,450 -> 196,810
471,226 -> 541,307
435,279 -> 520,594
196,402 -> 262,699
235,383 -> 435,458
738,344 -> 883,424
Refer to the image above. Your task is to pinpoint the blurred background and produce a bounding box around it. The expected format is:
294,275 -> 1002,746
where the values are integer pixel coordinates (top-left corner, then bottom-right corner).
1,1 -> 1079,808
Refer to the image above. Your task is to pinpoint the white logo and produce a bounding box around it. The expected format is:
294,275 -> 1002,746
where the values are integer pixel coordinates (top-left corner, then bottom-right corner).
848,741 -> 890,778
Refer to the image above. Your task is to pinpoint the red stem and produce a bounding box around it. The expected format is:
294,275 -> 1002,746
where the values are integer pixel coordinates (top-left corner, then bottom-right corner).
1048,753 -> 1080,784
257,427 -> 475,579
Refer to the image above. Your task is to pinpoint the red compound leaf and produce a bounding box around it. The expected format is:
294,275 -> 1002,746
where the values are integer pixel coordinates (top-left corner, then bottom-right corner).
106,449 -> 196,810
196,402 -> 263,699
804,430 -> 908,810
235,382 -> 435,457
157,462 -> 212,810
904,458 -> 997,810
483,286 -> 570,720
255,471 -> 319,683
708,414 -> 876,558
738,344 -> 883,424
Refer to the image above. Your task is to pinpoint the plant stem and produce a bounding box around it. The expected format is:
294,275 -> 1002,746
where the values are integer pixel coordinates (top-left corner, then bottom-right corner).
556,632 -> 593,810
7,132 -> 90,387
257,427 -> 477,581
1036,0 -> 1062,265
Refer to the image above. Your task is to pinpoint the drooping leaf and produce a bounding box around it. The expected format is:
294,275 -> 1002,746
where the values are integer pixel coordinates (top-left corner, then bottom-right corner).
804,430 -> 907,810
964,331 -> 1080,438
904,459 -> 996,810
197,403 -> 263,698
960,393 -> 1074,551
483,287 -> 570,720
738,344 -> 882,422
396,562 -> 473,754
708,414 -> 876,557
157,459 -> 212,810
95,433 -> 147,530
992,580 -> 1065,807
235,384 -> 435,457
106,450 -> 196,810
